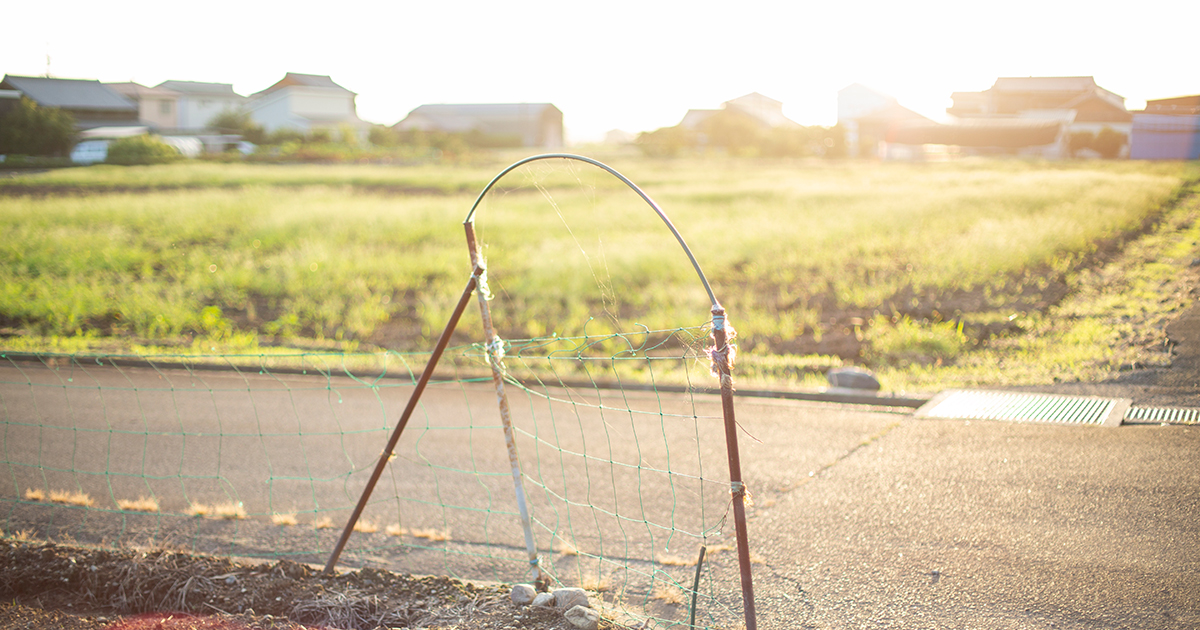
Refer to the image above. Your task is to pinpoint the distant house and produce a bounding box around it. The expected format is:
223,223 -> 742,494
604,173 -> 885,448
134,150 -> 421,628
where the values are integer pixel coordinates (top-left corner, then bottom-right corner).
246,72 -> 367,135
156,80 -> 245,131
0,75 -> 138,130
106,82 -> 180,130
395,103 -> 564,148
1130,95 -> 1200,160
680,92 -> 801,131
942,76 -> 1132,158
837,84 -> 931,158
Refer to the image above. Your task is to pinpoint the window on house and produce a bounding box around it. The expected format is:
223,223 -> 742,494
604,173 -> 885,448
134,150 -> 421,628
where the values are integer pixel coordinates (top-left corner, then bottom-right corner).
160,101 -> 172,115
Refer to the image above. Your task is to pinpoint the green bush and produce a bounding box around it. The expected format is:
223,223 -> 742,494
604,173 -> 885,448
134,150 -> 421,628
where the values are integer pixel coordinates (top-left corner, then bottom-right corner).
0,97 -> 75,157
105,135 -> 181,165
865,315 -> 968,367
1092,127 -> 1126,159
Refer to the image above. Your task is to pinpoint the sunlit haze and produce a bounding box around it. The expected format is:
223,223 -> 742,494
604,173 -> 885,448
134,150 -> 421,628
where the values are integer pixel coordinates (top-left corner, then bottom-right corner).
5,0 -> 1196,143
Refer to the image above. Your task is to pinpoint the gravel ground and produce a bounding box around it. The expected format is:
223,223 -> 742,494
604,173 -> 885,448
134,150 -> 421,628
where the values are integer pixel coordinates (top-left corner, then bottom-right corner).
0,540 -> 610,630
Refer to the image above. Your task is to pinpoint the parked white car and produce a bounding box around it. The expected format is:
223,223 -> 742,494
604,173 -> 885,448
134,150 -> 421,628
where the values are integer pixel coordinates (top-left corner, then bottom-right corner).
70,140 -> 110,164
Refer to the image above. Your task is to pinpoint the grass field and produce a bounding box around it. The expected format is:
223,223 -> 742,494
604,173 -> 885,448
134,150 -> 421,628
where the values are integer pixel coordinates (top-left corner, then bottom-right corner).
1,154 -> 1196,392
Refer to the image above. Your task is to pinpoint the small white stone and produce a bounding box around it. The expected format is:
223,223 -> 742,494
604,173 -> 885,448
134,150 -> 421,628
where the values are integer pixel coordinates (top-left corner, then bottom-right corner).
564,605 -> 600,630
553,587 -> 589,611
532,592 -> 555,608
510,583 -> 536,605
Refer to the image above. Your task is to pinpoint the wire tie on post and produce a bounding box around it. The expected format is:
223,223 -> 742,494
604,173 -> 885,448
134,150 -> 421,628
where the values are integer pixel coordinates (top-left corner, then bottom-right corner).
487,335 -> 506,364
475,260 -> 494,302
730,481 -> 755,507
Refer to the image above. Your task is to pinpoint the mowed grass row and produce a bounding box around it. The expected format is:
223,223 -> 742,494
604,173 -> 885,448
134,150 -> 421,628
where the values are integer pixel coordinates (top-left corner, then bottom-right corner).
0,157 -> 1194,390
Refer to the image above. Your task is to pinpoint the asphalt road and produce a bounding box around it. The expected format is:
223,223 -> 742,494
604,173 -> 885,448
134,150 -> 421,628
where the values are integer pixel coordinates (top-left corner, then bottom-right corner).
1,360 -> 1197,629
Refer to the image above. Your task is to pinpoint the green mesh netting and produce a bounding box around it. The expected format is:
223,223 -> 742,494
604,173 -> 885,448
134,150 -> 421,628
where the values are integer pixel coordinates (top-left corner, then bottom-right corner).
1,325 -> 745,628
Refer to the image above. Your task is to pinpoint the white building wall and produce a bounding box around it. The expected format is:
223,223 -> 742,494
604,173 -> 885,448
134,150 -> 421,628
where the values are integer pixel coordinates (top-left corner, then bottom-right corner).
247,87 -> 359,133
247,91 -> 301,133
137,97 -> 177,129
289,88 -> 354,118
178,95 -> 243,130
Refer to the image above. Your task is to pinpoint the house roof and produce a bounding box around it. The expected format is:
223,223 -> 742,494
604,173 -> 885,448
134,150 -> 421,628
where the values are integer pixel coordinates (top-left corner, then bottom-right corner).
995,76 -> 1125,110
0,75 -> 135,111
1144,94 -> 1200,115
950,76 -> 1128,119
855,100 -> 932,125
253,73 -> 355,97
106,82 -> 179,100
992,76 -> 1101,93
156,80 -> 241,97
889,118 -> 1063,148
724,92 -> 799,128
398,103 -> 560,131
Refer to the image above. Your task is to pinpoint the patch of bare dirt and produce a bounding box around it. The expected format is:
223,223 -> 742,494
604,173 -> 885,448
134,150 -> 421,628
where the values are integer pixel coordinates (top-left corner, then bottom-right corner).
0,540 -> 614,630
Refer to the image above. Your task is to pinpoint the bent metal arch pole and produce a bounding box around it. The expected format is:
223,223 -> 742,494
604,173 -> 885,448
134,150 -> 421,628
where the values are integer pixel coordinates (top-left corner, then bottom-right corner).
463,153 -> 718,310
464,154 -> 756,629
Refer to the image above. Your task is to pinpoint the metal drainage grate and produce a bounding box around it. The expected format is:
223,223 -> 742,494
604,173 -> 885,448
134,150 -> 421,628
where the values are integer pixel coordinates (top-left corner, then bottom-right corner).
915,390 -> 1128,426
1124,406 -> 1200,425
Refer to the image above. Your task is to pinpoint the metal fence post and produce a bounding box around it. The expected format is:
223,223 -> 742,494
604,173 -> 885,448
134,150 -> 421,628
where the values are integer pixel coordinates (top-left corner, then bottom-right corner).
712,307 -> 757,630
324,266 -> 483,574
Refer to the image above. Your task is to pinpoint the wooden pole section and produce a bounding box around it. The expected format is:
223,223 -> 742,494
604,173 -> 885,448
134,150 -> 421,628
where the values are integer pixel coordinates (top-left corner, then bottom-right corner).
324,266 -> 483,574
464,221 -> 546,586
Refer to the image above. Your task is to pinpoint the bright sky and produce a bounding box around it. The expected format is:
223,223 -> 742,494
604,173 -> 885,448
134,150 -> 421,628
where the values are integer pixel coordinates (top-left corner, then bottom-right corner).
5,0 -> 1197,144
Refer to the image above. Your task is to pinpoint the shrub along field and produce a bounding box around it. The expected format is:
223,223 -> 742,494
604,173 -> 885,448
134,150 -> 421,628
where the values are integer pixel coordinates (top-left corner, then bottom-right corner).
1,155 -> 1196,392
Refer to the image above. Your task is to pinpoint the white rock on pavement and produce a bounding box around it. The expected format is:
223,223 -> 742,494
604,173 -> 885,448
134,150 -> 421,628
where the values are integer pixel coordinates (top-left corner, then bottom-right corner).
510,583 -> 536,605
532,592 -> 555,607
565,605 -> 600,630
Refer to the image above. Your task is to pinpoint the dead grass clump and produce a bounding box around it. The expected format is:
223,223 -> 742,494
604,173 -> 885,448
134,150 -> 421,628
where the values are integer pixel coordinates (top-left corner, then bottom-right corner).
313,517 -> 335,530
553,536 -> 580,556
385,524 -> 406,537
408,527 -> 450,542
6,529 -> 36,542
23,488 -> 45,502
186,501 -> 246,520
353,520 -> 379,533
48,490 -> 94,507
117,496 -> 160,513
651,585 -> 686,606
655,553 -> 695,566
272,512 -> 298,526
579,575 -> 610,593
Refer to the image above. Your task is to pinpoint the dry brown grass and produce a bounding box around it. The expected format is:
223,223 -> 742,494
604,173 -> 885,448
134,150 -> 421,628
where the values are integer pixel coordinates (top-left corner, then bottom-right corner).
655,553 -> 695,567
385,524 -> 406,537
116,496 -> 160,513
312,517 -> 334,530
48,490 -> 94,507
10,529 -> 37,542
651,585 -> 686,606
353,520 -> 378,534
271,512 -> 298,526
579,575 -> 610,593
23,488 -> 45,502
186,501 -> 246,520
408,527 -> 450,542
553,536 -> 580,556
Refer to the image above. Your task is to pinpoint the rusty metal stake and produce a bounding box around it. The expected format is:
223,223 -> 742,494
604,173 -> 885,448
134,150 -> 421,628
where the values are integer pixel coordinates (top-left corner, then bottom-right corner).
324,266 -> 483,574
464,221 -> 546,586
712,307 -> 757,630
